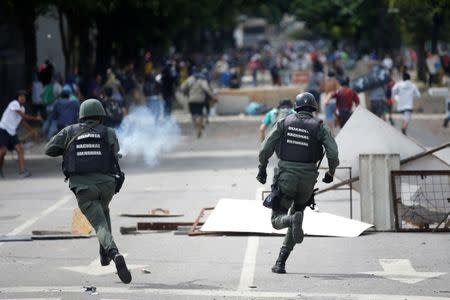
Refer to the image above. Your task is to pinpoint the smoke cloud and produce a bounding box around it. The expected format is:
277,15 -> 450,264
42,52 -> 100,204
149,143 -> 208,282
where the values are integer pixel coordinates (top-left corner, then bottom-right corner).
116,106 -> 181,166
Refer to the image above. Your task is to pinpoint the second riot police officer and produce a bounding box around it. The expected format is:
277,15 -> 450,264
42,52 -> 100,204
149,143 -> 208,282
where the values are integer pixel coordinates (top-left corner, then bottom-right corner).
257,92 -> 339,274
45,99 -> 131,284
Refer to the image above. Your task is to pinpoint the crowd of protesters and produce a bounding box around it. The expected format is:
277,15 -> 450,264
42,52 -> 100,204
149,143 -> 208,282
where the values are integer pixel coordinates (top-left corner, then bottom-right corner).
2,43 -> 449,178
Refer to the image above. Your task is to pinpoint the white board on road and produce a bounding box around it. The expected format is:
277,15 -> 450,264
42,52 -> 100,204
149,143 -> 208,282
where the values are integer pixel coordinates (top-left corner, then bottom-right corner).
200,199 -> 373,237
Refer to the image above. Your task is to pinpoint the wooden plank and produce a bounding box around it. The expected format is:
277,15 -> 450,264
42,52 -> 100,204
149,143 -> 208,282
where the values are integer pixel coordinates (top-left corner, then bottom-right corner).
32,230 -> 71,235
120,226 -> 137,235
31,234 -> 93,240
0,235 -> 32,242
137,222 -> 202,231
188,207 -> 214,236
119,213 -> 184,218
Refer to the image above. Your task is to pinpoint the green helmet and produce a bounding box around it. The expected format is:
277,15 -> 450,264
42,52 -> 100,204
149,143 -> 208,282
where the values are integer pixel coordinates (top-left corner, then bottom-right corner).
79,98 -> 106,120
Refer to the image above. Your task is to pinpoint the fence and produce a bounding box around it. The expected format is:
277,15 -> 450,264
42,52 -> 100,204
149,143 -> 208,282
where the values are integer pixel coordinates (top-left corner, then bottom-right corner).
391,170 -> 450,232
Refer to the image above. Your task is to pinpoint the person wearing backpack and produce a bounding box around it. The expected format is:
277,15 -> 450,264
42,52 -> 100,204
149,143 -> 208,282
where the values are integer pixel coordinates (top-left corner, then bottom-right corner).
45,99 -> 131,284
259,99 -> 294,143
180,71 -> 215,138
143,72 -> 162,120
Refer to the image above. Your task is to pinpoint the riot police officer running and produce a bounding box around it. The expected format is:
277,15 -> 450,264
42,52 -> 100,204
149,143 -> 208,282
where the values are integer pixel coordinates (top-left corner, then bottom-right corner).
257,92 -> 339,274
45,99 -> 131,284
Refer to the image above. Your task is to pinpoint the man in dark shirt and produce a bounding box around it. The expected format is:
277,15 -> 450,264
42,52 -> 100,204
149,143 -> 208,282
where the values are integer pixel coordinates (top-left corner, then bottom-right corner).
160,60 -> 178,119
52,89 -> 80,132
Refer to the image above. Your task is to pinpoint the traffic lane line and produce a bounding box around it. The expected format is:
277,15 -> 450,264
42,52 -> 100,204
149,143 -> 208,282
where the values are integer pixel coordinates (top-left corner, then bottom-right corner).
0,286 -> 448,299
237,186 -> 267,290
0,194 -> 72,249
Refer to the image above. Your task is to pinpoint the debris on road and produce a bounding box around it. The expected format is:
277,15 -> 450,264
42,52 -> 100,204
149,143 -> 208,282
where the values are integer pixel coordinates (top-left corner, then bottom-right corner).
187,207 -> 214,236
120,222 -> 204,235
83,286 -> 97,295
0,235 -> 32,242
142,268 -> 152,274
199,199 -> 373,237
31,233 -> 93,240
120,208 -> 183,218
0,232 -> 94,242
72,208 -> 93,235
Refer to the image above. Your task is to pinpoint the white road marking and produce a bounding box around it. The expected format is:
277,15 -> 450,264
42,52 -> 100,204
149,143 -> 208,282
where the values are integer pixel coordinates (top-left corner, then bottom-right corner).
238,236 -> 260,290
362,259 -> 446,284
237,187 -> 266,290
61,254 -> 146,276
0,195 -> 72,248
0,298 -> 60,300
0,286 -> 448,299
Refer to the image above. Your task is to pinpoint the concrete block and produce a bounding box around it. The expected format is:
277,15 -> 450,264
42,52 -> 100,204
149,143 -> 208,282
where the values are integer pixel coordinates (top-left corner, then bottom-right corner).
359,154 -> 400,231
216,95 -> 250,115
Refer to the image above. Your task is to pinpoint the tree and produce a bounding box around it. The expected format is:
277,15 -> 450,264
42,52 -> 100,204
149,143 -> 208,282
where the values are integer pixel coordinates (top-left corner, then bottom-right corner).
389,0 -> 450,81
290,0 -> 401,55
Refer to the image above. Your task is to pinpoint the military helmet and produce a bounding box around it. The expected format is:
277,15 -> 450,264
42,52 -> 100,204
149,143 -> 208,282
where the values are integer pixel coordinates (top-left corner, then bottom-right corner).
295,92 -> 318,112
79,98 -> 106,120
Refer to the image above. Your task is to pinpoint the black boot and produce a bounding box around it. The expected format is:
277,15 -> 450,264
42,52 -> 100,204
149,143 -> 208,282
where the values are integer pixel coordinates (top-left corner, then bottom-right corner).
100,244 -> 111,266
109,249 -> 132,284
271,247 -> 291,274
444,118 -> 449,128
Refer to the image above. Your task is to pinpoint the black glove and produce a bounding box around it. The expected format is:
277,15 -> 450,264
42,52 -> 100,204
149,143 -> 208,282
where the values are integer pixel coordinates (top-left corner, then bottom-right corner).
322,171 -> 333,184
256,165 -> 267,184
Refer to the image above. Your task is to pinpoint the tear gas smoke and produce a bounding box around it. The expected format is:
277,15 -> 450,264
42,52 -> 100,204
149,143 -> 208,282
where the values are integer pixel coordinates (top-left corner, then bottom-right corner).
116,106 -> 181,166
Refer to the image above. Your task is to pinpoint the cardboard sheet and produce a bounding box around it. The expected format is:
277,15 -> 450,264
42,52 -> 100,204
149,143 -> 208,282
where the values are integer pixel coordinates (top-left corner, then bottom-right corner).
200,199 -> 373,237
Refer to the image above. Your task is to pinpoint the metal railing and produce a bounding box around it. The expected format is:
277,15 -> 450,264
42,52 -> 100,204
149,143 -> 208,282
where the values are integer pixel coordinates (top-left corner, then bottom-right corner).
391,170 -> 450,232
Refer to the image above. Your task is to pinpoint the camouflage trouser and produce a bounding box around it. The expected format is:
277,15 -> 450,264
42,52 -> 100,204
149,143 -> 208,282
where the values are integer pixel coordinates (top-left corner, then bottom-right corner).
73,181 -> 118,254
271,170 -> 318,251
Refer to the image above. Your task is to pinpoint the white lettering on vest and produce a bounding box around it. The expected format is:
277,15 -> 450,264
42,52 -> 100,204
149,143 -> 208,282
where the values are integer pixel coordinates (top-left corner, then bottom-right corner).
76,144 -> 101,149
287,132 -> 309,140
77,133 -> 101,140
287,126 -> 309,134
76,151 -> 102,156
287,139 -> 309,147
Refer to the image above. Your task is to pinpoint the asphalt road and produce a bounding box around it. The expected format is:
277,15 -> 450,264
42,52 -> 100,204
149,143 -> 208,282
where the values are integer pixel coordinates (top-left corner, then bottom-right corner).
0,112 -> 449,300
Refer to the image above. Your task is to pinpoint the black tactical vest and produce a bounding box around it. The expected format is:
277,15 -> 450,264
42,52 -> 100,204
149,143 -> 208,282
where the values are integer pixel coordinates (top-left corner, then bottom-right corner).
279,114 -> 323,163
62,123 -> 116,177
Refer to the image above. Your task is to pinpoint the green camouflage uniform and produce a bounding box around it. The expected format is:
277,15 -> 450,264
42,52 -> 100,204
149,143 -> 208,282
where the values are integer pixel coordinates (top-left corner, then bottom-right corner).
259,111 -> 339,250
45,119 -> 120,254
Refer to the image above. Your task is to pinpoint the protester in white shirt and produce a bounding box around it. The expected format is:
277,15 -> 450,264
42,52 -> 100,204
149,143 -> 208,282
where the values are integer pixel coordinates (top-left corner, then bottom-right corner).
392,72 -> 421,135
0,90 -> 42,178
